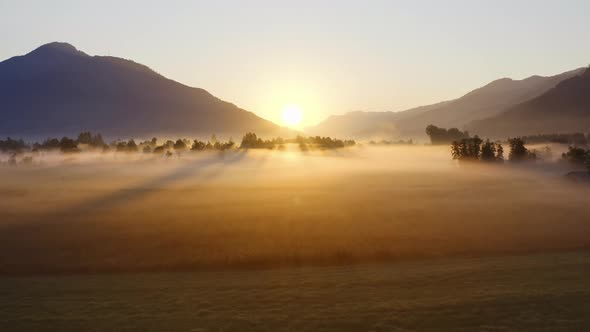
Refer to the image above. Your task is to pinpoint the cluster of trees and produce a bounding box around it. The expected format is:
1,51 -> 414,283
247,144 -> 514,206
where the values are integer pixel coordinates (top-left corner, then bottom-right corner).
507,137 -> 537,162
1,131 -> 356,158
191,136 -> 235,151
426,125 -> 469,145
368,139 -> 414,146
451,136 -> 539,163
237,133 -> 355,151
76,132 -> 106,147
31,132 -> 106,153
114,139 -> 139,152
136,136 -> 235,154
0,137 -> 28,152
239,133 -> 281,149
562,146 -> 590,172
521,133 -> 588,146
451,136 -> 504,162
294,135 -> 356,151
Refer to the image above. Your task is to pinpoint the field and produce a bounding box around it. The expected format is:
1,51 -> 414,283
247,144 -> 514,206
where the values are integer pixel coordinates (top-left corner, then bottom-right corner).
0,145 -> 589,273
1,145 -> 590,330
2,251 -> 590,331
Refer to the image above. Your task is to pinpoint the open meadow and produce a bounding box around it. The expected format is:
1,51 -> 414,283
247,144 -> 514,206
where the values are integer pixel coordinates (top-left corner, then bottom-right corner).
0,145 -> 589,273
2,251 -> 590,331
1,145 -> 590,330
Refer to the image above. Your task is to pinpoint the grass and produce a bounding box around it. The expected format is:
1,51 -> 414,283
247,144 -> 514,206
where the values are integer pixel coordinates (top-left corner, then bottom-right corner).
0,146 -> 589,273
1,146 -> 590,330
1,251 -> 590,331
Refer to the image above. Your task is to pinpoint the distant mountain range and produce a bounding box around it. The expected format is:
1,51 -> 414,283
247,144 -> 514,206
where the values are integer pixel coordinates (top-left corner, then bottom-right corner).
308,67 -> 588,140
468,68 -> 590,138
2,42 -> 588,141
0,42 -> 286,139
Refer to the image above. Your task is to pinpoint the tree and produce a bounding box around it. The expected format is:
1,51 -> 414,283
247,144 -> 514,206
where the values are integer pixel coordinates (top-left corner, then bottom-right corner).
239,132 -> 274,149
77,131 -> 92,145
480,139 -> 497,162
35,138 -> 60,150
451,136 -> 482,161
153,145 -> 166,154
508,138 -> 535,162
224,138 -> 235,150
59,137 -> 79,153
127,139 -> 138,152
174,139 -> 187,150
562,146 -> 590,167
0,137 -> 28,152
240,132 -> 259,149
164,140 -> 175,149
191,140 -> 206,151
91,133 -> 105,147
116,141 -> 128,152
450,136 -> 503,162
426,125 -> 469,145
76,132 -> 105,148
496,143 -> 504,161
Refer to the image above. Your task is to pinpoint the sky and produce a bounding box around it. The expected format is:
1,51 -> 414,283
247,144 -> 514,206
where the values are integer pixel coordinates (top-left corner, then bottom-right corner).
1,0 -> 589,128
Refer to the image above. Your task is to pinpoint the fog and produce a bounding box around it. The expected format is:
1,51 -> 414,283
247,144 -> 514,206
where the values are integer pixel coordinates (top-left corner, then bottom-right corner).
0,145 -> 589,274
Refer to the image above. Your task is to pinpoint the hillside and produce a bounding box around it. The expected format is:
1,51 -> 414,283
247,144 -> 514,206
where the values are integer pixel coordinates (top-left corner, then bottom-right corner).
468,67 -> 590,138
307,68 -> 584,140
305,102 -> 448,139
0,42 -> 285,139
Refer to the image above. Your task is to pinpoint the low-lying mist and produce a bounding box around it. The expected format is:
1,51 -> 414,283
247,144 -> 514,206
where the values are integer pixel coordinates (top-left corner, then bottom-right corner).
0,145 -> 589,274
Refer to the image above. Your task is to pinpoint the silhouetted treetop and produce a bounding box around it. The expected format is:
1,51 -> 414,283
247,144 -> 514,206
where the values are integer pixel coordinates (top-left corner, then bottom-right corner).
0,137 -> 28,152
508,138 -> 536,162
426,125 -> 469,145
450,136 -> 503,163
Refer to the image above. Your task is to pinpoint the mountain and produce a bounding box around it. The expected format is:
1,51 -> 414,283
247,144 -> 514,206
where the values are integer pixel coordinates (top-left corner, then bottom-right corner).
305,102 -> 448,139
0,42 -> 285,139
468,67 -> 590,139
307,68 -> 585,140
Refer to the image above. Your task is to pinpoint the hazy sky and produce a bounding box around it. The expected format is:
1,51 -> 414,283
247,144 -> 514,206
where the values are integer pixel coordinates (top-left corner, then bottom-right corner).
1,0 -> 589,127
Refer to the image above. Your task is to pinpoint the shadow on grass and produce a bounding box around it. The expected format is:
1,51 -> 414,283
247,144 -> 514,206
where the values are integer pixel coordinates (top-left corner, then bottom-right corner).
10,150 -> 248,227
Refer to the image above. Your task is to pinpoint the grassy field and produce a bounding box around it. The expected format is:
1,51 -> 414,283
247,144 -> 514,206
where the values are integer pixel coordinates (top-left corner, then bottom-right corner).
1,146 -> 590,330
0,145 -> 589,273
1,251 -> 590,331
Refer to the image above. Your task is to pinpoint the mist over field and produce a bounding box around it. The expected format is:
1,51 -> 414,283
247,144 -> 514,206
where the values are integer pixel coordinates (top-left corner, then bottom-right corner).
4,1 -> 590,330
1,145 -> 588,274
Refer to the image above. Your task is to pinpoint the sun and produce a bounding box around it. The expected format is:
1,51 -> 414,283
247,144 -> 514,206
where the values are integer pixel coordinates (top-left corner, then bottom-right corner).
281,105 -> 303,127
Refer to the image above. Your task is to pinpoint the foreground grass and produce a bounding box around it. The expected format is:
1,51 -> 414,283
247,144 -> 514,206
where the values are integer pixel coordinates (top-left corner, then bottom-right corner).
1,251 -> 590,331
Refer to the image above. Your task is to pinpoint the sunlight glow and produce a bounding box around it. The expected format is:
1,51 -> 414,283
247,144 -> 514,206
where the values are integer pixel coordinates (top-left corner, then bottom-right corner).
281,105 -> 303,127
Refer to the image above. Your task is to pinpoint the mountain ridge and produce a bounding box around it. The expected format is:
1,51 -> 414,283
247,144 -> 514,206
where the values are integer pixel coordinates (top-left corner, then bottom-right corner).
0,42 -> 286,139
308,67 -> 585,140
467,67 -> 590,138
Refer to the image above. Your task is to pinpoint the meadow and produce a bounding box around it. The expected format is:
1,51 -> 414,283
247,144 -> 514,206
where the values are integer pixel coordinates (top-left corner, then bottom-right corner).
0,145 -> 588,273
2,252 -> 590,331
2,145 -> 590,330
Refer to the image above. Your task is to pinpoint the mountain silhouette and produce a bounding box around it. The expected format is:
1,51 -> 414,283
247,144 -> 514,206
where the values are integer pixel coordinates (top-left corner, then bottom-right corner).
0,42 -> 283,138
308,68 -> 584,140
305,102 -> 448,139
468,67 -> 590,138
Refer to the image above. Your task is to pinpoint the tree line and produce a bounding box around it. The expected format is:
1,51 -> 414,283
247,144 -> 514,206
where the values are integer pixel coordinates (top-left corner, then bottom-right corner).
426,125 -> 470,145
444,127 -> 590,173
449,137 -> 539,163
520,133 -> 588,146
425,125 -> 546,163
368,139 -> 414,146
562,146 -> 590,172
0,131 -> 356,155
